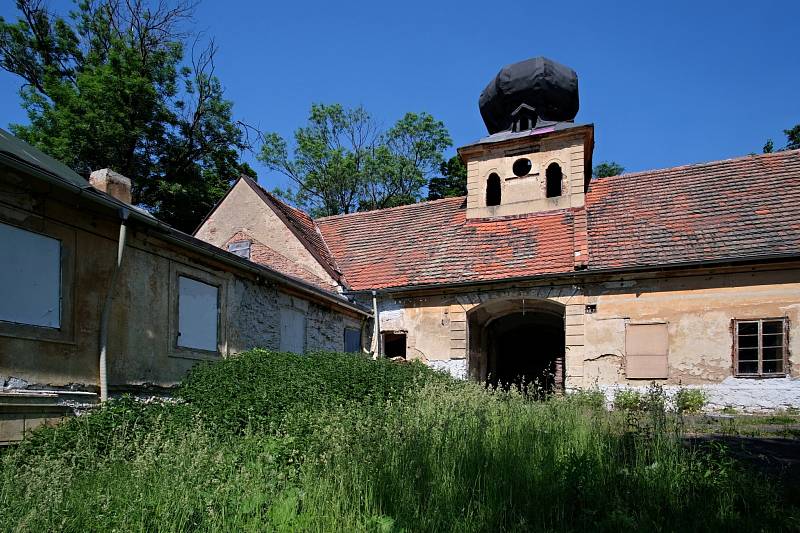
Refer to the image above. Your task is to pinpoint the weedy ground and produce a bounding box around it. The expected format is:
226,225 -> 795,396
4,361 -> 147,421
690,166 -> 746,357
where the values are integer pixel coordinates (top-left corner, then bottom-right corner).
1,350 -> 797,532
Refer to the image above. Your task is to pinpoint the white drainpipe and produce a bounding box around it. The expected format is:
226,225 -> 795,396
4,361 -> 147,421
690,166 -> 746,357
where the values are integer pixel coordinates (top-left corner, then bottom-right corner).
372,290 -> 380,359
99,209 -> 129,402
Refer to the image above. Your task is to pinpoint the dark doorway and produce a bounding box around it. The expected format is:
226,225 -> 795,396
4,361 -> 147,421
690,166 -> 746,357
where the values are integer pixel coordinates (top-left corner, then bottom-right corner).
485,311 -> 564,394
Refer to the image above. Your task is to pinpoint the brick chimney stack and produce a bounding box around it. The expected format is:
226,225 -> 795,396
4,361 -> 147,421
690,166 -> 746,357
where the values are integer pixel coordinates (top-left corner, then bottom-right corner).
89,169 -> 132,204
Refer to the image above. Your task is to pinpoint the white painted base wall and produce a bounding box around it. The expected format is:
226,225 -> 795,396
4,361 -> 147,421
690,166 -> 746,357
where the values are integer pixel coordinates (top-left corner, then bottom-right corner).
426,359 -> 468,380
599,377 -> 800,413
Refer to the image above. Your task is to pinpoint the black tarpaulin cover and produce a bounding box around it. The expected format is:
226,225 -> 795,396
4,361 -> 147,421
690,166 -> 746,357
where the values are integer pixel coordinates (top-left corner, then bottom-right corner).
479,57 -> 579,134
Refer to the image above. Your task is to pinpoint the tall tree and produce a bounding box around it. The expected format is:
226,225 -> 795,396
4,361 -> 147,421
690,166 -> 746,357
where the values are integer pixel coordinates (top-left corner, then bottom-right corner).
259,104 -> 451,217
592,161 -> 624,179
0,0 -> 254,232
427,155 -> 467,200
763,124 -> 800,153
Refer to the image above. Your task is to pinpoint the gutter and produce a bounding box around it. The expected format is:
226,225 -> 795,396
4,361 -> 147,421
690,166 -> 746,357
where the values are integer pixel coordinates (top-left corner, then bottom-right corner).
0,152 -> 372,318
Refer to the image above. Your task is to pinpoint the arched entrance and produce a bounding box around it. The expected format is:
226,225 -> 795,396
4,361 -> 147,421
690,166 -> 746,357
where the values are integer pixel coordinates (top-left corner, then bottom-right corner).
468,299 -> 565,394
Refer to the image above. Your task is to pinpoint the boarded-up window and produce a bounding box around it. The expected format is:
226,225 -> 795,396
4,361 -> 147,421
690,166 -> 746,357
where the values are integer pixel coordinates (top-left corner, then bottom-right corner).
344,328 -> 361,353
625,323 -> 669,379
177,276 -> 219,351
280,307 -> 306,354
734,318 -> 788,377
0,222 -> 61,328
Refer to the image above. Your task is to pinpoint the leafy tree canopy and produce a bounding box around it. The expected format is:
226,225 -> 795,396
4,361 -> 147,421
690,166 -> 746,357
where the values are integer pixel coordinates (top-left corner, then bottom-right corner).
763,124 -> 800,153
259,103 -> 451,217
0,0 -> 255,232
592,161 -> 624,179
427,155 -> 466,200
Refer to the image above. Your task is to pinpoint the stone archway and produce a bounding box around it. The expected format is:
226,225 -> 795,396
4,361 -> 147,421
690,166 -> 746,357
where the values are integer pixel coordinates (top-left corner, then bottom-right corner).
468,298 -> 565,393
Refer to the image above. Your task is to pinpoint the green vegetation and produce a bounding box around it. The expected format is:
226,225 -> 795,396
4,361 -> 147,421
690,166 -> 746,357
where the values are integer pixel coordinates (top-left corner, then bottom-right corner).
2,350 -> 797,531
675,388 -> 709,414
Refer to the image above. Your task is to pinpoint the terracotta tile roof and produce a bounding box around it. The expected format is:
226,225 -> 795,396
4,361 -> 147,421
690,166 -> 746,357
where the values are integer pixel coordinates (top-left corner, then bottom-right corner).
585,149 -> 800,270
240,176 -> 342,283
316,198 -> 576,291
224,231 -> 339,292
316,150 -> 800,291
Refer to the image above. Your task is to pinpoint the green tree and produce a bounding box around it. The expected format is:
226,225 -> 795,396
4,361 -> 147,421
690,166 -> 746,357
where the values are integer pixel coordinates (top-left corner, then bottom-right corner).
427,155 -> 467,200
0,0 -> 253,232
592,161 -> 624,179
763,124 -> 800,153
259,104 -> 451,216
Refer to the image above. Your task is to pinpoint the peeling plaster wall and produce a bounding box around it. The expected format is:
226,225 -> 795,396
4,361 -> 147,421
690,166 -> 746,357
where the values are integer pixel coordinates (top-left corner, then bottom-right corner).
583,269 -> 800,388
370,266 -> 800,409
0,170 -> 362,391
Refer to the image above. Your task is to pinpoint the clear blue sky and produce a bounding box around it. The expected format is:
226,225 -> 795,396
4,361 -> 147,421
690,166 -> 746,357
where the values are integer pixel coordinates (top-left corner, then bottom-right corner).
1,0 -> 798,192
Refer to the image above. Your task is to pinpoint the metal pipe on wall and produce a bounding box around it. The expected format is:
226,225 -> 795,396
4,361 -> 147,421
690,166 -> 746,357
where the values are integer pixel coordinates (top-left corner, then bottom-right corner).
372,290 -> 380,359
99,208 -> 129,402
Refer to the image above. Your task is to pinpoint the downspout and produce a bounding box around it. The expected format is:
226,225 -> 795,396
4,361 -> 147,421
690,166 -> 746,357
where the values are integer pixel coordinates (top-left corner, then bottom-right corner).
99,208 -> 129,402
372,290 -> 380,359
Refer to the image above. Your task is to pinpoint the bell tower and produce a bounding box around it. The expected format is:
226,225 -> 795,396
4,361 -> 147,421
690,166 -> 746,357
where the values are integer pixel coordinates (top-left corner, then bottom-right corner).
458,57 -> 594,220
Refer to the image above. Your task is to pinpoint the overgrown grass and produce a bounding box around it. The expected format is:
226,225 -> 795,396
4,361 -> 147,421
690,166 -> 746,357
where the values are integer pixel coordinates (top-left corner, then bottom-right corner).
1,349 -> 796,531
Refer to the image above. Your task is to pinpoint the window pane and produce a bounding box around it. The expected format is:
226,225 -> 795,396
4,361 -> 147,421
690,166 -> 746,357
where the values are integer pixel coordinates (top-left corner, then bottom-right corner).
762,347 -> 783,361
0,222 -> 61,328
738,322 -> 758,335
762,334 -> 783,348
763,360 -> 784,374
737,348 -> 759,361
737,335 -> 759,348
178,276 -> 218,351
738,361 -> 758,374
762,321 -> 784,335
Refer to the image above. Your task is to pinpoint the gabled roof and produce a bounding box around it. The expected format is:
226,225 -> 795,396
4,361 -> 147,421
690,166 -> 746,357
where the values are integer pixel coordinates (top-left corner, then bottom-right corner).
316,197 -> 576,291
238,176 -> 343,285
315,149 -> 800,291
586,149 -> 800,270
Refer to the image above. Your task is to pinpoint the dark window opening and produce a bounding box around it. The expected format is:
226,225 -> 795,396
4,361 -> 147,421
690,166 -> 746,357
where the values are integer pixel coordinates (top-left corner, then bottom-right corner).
383,332 -> 407,359
546,163 -> 563,198
734,318 -> 788,377
512,158 -> 532,177
486,173 -> 501,206
344,328 -> 361,353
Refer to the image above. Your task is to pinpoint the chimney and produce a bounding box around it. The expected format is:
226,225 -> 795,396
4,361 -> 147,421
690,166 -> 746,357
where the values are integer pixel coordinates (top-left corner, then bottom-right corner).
89,169 -> 132,204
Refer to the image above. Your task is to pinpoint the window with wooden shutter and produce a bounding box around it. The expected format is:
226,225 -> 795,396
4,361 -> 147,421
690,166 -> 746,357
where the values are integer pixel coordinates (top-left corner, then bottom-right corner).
625,323 -> 669,379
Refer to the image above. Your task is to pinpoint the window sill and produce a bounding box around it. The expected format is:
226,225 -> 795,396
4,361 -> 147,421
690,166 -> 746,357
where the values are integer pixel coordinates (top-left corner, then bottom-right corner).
733,373 -> 788,379
168,349 -> 222,362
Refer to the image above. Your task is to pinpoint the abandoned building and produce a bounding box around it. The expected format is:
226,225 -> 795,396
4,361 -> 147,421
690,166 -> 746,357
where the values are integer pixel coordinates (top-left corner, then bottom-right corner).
2,56 -> 800,442
0,129 -> 368,443
198,57 -> 800,410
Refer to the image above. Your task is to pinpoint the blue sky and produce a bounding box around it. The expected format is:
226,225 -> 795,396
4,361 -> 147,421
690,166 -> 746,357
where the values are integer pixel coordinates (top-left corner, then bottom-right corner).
1,0 -> 799,192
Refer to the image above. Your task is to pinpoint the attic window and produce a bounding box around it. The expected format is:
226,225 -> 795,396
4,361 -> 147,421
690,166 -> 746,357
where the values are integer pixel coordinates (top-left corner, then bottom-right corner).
227,240 -> 251,259
546,163 -> 563,198
486,173 -> 501,206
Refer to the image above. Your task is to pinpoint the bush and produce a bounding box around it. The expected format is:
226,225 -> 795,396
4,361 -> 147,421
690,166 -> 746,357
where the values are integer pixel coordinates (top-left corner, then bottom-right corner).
675,388 -> 708,414
178,349 -> 449,432
567,387 -> 607,411
614,389 -> 643,411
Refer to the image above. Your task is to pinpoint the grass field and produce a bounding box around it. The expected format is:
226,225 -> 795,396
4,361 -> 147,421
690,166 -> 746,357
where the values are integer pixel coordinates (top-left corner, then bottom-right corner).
1,350 -> 797,532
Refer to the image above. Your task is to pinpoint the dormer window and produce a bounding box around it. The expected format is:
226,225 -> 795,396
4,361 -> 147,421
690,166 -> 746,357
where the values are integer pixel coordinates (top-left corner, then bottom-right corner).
546,163 -> 563,198
486,173 -> 501,206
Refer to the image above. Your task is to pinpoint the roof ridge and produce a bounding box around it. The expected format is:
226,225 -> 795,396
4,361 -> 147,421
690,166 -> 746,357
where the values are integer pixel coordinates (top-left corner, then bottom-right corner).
316,196 -> 466,222
592,148 -> 800,182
